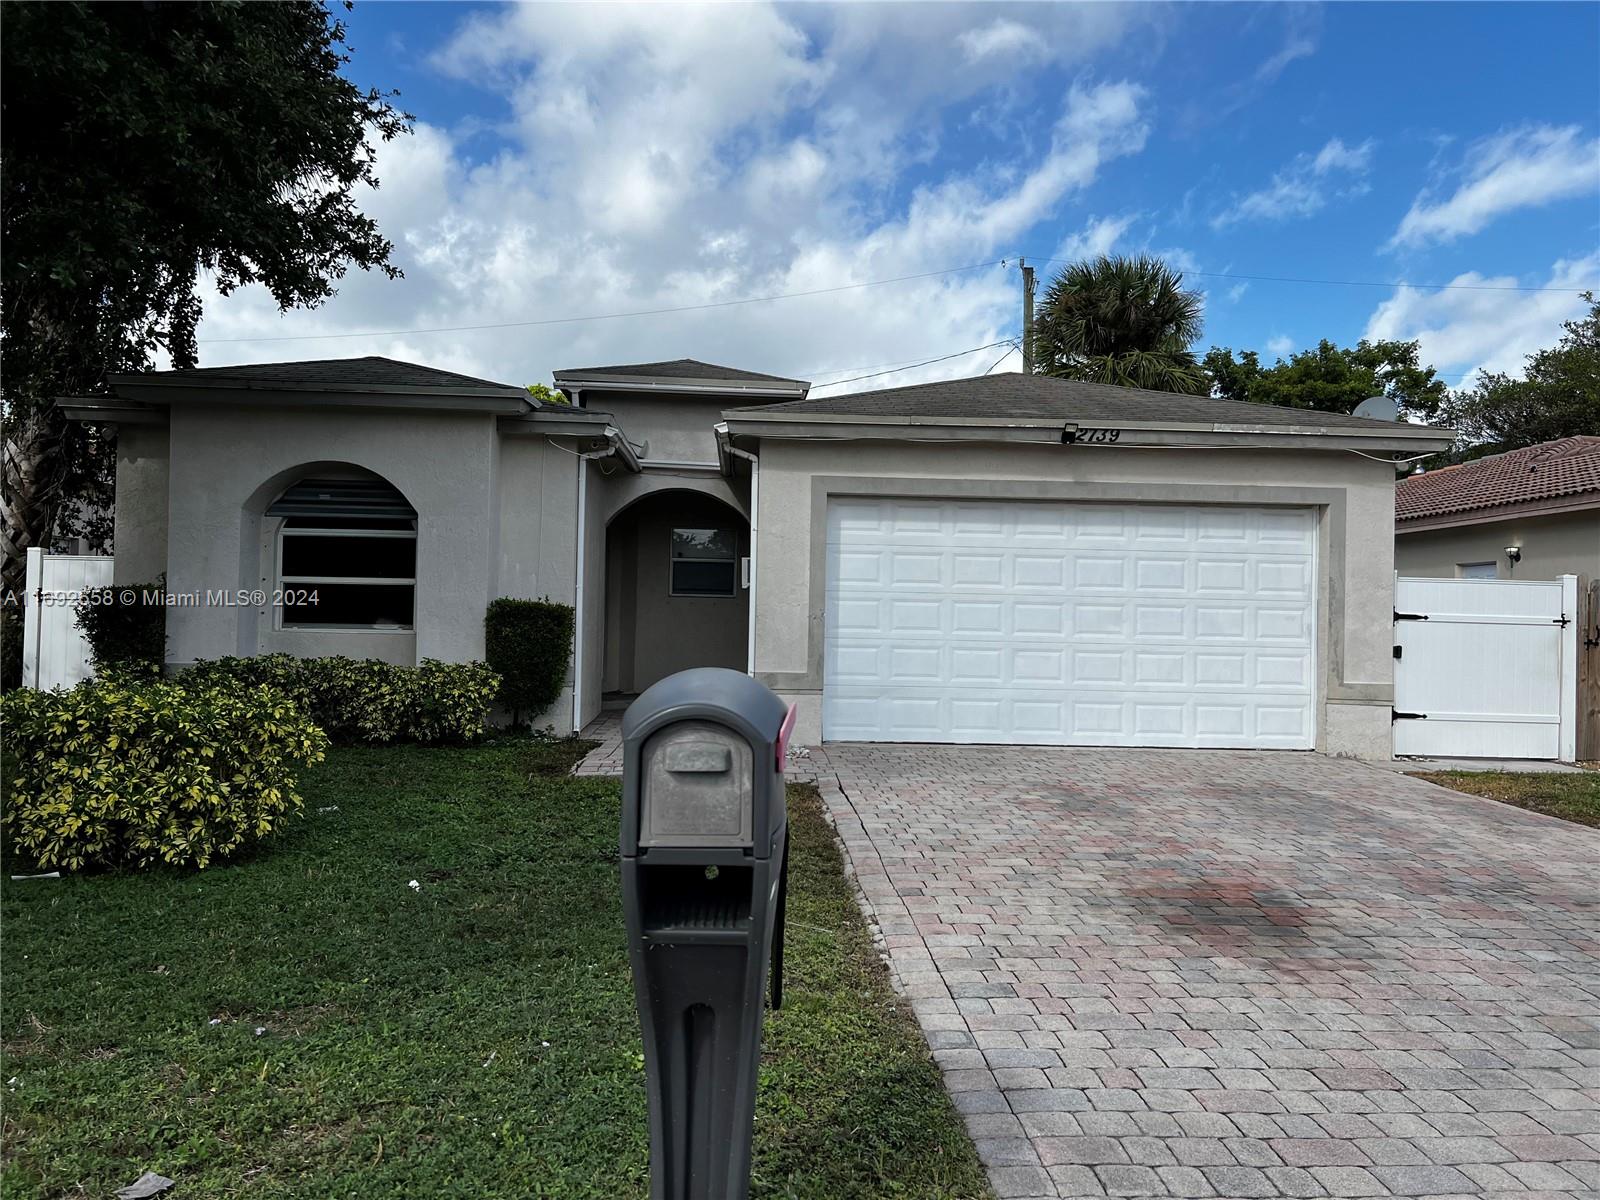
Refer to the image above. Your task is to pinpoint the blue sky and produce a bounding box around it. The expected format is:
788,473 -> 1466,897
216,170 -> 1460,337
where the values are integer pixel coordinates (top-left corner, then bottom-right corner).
194,2 -> 1600,394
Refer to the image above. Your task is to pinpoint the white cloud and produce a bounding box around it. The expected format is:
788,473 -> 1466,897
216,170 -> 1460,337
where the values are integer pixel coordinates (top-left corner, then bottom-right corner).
1363,253 -> 1600,382
1212,136 -> 1374,227
959,18 -> 1043,64
1265,335 -> 1294,358
1049,213 -> 1137,263
189,5 -> 1151,394
1388,124 -> 1600,248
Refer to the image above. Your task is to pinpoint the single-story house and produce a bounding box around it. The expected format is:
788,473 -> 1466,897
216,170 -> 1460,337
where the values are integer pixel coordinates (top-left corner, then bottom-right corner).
65,355 -> 1454,758
1395,436 -> 1600,581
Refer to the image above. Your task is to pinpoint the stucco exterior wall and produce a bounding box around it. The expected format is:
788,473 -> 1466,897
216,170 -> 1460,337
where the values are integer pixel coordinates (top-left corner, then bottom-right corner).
111,424 -> 171,585
1395,507 -> 1599,582
164,401 -> 499,669
581,391 -> 730,464
495,434 -> 584,728
577,454 -> 608,731
751,439 -> 1398,759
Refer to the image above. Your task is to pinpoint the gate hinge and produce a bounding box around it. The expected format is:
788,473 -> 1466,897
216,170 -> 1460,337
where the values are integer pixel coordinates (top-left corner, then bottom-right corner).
1394,610 -> 1429,622
1392,710 -> 1428,721
1392,645 -> 1403,660
1554,614 -> 1571,628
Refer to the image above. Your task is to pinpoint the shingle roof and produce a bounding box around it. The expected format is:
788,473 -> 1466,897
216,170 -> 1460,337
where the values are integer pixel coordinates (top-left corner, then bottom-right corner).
115,356 -> 521,392
732,371 -> 1446,432
555,358 -> 805,385
1396,436 -> 1600,522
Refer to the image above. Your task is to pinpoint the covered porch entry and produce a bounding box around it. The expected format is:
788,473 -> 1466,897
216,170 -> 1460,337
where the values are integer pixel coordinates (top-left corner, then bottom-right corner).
600,482 -> 750,704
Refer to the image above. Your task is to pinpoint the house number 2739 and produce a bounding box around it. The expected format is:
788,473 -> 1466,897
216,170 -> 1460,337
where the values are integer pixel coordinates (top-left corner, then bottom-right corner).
1075,428 -> 1122,443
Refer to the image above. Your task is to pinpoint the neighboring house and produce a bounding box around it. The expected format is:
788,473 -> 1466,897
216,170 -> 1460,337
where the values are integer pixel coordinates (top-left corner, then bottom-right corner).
1395,436 -> 1600,581
64,355 -> 1452,758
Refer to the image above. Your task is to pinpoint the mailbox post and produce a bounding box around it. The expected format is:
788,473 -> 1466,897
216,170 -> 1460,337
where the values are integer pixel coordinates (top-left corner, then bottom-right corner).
620,668 -> 795,1200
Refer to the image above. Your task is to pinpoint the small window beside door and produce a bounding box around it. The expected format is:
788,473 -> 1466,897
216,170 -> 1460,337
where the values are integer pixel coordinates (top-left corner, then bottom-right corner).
1457,561 -> 1498,579
670,528 -> 737,597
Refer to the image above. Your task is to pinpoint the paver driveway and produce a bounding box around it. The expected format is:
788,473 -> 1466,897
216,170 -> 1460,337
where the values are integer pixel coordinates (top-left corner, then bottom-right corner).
809,745 -> 1600,1199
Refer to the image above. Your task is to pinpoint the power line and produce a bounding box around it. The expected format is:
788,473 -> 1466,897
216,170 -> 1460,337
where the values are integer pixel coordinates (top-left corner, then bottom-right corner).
983,343 -> 1021,374
1028,258 -> 1592,295
196,260 -> 1007,344
807,340 -> 1015,391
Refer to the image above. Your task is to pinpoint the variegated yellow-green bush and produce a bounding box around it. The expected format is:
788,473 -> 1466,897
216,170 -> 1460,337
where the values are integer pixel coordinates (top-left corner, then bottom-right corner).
179,655 -> 500,745
1,679 -> 328,871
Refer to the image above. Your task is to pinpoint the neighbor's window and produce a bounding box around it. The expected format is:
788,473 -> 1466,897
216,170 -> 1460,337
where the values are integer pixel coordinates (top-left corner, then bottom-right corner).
670,527 -> 737,597
1457,561 -> 1498,579
269,478 -> 417,628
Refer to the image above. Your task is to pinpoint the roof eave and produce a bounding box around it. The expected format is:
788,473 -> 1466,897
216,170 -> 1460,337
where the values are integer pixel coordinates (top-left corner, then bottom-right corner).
108,377 -> 531,415
722,411 -> 1456,452
56,396 -> 169,425
553,372 -> 808,397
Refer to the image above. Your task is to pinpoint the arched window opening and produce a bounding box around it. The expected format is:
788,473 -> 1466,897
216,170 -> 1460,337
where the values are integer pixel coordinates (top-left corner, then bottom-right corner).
268,477 -> 416,629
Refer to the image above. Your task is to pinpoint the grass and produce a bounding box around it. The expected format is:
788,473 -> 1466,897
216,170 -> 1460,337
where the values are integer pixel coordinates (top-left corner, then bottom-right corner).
2,739 -> 990,1199
1410,768 -> 1600,829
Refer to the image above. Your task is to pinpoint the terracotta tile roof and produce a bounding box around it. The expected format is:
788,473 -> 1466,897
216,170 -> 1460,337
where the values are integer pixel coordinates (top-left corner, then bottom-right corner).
1396,436 -> 1600,522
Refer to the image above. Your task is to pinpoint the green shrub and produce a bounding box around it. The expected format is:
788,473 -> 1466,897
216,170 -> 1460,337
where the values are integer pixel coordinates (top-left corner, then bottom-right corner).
74,580 -> 166,677
180,654 -> 500,745
484,598 -> 574,725
1,678 -> 328,871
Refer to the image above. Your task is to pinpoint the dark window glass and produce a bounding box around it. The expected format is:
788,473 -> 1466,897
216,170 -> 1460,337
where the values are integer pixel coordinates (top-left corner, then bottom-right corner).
282,584 -> 415,628
671,527 -> 737,560
671,559 -> 737,597
281,534 -> 416,579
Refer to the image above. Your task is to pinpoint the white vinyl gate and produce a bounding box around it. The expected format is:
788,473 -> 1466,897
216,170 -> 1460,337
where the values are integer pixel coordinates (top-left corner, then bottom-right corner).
21,548 -> 114,690
1393,575 -> 1578,761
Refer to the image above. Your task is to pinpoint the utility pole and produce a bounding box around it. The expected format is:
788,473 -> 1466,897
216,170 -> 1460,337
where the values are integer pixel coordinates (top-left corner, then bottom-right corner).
1020,258 -> 1036,375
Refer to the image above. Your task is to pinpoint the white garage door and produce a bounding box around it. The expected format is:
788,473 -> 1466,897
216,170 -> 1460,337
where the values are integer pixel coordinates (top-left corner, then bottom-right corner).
823,498 -> 1317,748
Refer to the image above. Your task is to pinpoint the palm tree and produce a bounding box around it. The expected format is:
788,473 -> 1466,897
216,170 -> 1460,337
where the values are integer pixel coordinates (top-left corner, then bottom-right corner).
1031,254 -> 1207,395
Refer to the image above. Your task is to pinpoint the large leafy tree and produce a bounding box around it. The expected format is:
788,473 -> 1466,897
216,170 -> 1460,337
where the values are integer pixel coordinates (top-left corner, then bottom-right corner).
1203,339 -> 1449,422
1,1 -> 410,648
1441,293 -> 1600,457
1030,255 -> 1208,395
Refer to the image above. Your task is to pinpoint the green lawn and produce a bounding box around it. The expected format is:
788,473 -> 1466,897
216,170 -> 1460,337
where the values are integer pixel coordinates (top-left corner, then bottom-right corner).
1411,768 -> 1600,829
2,739 -> 990,1199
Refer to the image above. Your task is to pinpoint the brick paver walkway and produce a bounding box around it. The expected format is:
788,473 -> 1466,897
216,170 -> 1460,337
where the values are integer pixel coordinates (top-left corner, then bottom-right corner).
572,712 -> 819,782
809,744 -> 1600,1199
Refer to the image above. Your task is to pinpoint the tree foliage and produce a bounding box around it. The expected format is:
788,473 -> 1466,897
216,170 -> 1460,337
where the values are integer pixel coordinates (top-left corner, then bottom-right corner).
1031,255 -> 1208,395
1441,293 -> 1600,457
1203,339 -> 1450,422
1,1 -> 411,624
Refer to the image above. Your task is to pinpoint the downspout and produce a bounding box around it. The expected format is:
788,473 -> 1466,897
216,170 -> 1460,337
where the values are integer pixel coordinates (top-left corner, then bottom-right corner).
570,424 -> 635,734
722,439 -> 761,676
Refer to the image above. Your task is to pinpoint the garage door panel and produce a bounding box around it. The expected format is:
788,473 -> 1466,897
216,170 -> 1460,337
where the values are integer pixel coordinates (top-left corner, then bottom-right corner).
825,683 -> 1315,747
823,498 -> 1317,748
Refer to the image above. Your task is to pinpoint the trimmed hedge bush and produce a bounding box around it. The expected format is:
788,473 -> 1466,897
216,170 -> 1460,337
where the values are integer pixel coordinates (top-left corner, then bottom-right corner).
73,580 -> 167,677
179,654 -> 500,745
484,598 -> 574,725
1,678 -> 328,871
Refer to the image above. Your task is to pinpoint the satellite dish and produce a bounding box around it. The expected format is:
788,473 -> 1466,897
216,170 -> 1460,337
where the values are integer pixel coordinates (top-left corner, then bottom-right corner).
1352,394 -> 1399,422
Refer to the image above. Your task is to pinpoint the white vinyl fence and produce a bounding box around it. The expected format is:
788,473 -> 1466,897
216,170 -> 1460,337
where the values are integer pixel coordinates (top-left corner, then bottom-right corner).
20,548 -> 114,691
1393,574 -> 1578,761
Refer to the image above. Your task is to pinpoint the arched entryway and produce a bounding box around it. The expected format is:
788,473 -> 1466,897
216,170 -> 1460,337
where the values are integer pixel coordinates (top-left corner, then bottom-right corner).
602,488 -> 750,700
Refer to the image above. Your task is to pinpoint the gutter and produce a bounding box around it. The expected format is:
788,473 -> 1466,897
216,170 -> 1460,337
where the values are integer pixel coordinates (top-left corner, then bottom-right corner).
715,424 -> 760,676
553,373 -> 807,400
570,430 -> 640,734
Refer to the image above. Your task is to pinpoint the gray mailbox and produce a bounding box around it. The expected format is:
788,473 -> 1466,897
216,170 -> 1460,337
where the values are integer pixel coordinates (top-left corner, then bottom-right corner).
620,667 -> 794,1200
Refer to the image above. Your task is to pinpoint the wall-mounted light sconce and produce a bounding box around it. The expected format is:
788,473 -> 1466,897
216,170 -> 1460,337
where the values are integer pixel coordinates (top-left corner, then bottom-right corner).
1504,545 -> 1522,572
